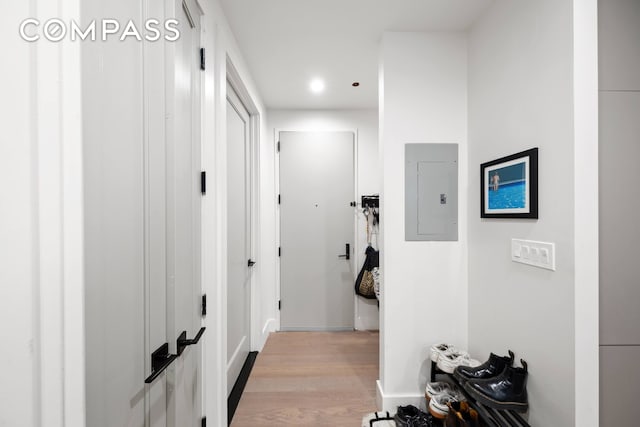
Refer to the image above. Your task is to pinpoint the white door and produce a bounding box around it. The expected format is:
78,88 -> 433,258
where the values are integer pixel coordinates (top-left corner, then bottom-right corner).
166,0 -> 203,425
279,131 -> 355,330
226,84 -> 252,394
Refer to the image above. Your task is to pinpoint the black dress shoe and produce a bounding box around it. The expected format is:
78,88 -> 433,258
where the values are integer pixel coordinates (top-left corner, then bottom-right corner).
464,359 -> 529,412
453,350 -> 514,385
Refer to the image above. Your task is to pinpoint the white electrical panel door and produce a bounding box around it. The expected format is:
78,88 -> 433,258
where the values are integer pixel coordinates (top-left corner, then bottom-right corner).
406,144 -> 458,241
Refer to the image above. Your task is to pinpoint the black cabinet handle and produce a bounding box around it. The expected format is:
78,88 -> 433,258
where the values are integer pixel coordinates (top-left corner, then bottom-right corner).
338,243 -> 350,260
177,327 -> 206,356
248,259 -> 256,267
145,343 -> 177,384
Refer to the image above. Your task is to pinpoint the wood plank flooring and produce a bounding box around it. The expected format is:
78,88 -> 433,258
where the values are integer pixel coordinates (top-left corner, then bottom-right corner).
231,331 -> 379,426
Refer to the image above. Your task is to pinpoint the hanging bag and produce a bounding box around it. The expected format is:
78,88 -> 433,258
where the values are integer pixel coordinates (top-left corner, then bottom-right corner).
355,245 -> 379,299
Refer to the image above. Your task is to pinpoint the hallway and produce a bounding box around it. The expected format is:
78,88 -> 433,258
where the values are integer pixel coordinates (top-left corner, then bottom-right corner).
231,331 -> 379,426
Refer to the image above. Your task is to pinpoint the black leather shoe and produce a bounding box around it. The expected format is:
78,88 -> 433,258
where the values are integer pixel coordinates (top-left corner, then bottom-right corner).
464,359 -> 529,412
453,350 -> 514,385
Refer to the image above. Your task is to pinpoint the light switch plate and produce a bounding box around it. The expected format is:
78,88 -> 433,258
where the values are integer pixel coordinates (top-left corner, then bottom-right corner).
511,239 -> 556,271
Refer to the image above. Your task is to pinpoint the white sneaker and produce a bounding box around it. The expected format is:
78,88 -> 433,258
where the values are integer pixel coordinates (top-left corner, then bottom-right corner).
429,343 -> 456,363
425,381 -> 462,401
428,392 -> 462,419
436,350 -> 479,374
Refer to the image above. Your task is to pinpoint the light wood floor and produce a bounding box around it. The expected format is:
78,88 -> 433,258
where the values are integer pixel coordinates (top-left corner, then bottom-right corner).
231,331 -> 379,426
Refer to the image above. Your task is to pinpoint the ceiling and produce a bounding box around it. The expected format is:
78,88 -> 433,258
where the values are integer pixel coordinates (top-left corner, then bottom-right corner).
219,0 -> 493,110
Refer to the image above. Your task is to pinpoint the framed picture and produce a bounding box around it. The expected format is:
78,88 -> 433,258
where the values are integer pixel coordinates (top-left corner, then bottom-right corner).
480,148 -> 538,219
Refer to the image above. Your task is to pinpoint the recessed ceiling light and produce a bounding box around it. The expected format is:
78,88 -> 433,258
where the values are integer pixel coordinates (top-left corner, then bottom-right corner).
310,79 -> 325,94
352,82 -> 360,87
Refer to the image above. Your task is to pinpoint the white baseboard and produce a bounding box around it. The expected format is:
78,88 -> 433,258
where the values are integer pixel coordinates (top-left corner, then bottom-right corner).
376,380 -> 426,413
255,318 -> 277,351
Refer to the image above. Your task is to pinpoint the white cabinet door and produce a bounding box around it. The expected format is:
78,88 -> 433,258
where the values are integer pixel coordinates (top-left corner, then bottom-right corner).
166,0 -> 203,425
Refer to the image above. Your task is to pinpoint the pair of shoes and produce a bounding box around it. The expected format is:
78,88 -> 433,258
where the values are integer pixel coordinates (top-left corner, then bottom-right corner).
430,343 -> 481,374
455,351 -> 529,413
453,350 -> 514,385
394,405 -> 435,427
425,381 -> 462,402
436,350 -> 480,374
445,401 -> 479,427
429,343 -> 456,362
425,382 -> 465,420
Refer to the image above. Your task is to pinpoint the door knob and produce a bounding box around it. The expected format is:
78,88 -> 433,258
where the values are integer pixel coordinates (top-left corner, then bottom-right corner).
248,259 -> 256,267
338,243 -> 350,260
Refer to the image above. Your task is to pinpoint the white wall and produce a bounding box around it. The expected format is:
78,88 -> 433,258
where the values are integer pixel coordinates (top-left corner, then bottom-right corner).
201,2 -> 272,426
467,1 -> 598,425
2,1 -> 85,426
378,32 -> 468,409
267,109 -> 380,331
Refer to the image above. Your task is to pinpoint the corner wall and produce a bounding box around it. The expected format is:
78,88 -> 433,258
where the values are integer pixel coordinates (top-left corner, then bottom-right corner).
378,32 -> 468,409
466,1 -> 598,425
267,109 -> 380,331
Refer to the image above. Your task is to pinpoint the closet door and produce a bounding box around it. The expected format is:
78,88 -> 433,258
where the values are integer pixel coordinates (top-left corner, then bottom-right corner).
165,0 -> 203,426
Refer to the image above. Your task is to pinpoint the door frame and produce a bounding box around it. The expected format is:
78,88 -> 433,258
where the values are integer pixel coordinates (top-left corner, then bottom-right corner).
224,56 -> 261,359
274,128 -> 360,331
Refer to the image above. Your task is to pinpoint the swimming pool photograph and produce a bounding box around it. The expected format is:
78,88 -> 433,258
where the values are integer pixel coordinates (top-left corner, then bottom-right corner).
480,148 -> 538,219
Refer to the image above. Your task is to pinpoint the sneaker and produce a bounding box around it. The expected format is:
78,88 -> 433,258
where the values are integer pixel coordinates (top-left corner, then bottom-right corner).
428,392 -> 462,419
425,381 -> 462,401
429,343 -> 456,362
436,351 -> 479,374
393,405 -> 427,427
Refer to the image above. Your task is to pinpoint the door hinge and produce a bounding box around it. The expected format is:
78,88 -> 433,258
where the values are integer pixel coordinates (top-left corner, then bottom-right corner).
278,300 -> 281,311
201,416 -> 206,427
200,48 -> 205,71
277,141 -> 280,152
201,294 -> 207,317
278,247 -> 281,257
278,194 -> 281,205
200,171 -> 206,194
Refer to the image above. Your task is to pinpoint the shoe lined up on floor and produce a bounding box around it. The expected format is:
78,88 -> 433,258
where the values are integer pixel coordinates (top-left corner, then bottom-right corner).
425,381 -> 462,402
453,350 -> 514,385
429,343 -> 456,362
463,358 -> 529,413
425,381 -> 466,419
445,401 -> 479,427
429,345 -> 530,415
436,351 -> 480,374
394,405 -> 436,427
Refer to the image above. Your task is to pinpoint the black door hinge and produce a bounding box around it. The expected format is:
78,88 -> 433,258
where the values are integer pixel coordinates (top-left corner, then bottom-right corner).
277,141 -> 280,152
200,171 -> 206,194
278,194 -> 281,205
278,300 -> 281,311
200,48 -> 205,71
201,294 -> 207,317
278,247 -> 281,257
201,416 -> 206,427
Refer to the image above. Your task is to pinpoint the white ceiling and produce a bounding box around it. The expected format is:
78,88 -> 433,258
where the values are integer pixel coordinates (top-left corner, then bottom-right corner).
219,0 -> 493,110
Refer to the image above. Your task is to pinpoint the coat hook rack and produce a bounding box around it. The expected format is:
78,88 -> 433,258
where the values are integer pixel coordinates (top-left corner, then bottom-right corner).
361,194 -> 379,209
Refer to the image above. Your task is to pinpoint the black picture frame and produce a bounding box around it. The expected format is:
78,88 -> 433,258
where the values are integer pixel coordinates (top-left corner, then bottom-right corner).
480,148 -> 538,219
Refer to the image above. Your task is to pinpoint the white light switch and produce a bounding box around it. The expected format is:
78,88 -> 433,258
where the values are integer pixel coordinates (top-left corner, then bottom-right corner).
511,239 -> 556,271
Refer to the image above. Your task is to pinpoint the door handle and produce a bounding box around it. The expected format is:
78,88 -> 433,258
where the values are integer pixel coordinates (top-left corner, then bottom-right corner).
177,327 -> 206,356
144,343 -> 178,384
338,243 -> 350,260
248,259 -> 256,267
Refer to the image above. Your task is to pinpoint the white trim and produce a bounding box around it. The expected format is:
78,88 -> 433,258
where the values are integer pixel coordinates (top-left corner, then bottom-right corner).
376,380 -> 425,413
573,0 -> 599,425
261,318 -> 278,337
